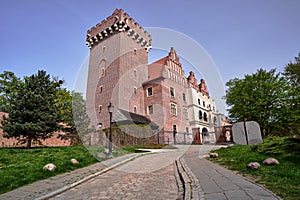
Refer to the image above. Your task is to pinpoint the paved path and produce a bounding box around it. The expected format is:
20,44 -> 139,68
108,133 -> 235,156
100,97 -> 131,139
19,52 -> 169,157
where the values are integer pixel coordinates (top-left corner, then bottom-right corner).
0,146 -> 188,200
50,147 -> 187,200
183,145 -> 281,200
0,144 -> 282,200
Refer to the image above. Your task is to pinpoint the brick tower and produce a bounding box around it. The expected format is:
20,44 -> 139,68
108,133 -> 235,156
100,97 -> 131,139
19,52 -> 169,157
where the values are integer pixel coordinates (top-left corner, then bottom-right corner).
85,9 -> 152,128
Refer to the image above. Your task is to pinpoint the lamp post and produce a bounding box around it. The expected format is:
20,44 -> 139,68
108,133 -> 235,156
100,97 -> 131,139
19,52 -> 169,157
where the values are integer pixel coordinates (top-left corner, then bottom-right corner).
108,102 -> 114,158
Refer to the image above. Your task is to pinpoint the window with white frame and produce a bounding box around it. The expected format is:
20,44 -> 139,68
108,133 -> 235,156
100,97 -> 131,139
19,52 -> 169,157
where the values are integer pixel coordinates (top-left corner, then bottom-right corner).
99,105 -> 102,113
170,87 -> 175,97
170,103 -> 177,116
147,87 -> 153,97
134,106 -> 137,113
183,108 -> 188,119
147,105 -> 153,115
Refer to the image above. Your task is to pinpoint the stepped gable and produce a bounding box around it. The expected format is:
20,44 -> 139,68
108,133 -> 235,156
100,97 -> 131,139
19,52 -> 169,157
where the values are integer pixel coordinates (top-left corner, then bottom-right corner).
199,79 -> 209,97
187,71 -> 199,91
86,8 -> 152,51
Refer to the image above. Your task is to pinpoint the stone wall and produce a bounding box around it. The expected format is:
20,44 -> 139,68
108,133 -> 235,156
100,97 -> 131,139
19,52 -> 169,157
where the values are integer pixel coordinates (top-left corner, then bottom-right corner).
0,112 -> 71,147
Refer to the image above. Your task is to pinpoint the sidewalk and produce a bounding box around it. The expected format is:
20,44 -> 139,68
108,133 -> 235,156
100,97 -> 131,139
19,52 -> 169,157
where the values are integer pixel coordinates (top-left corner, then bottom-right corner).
182,145 -> 282,200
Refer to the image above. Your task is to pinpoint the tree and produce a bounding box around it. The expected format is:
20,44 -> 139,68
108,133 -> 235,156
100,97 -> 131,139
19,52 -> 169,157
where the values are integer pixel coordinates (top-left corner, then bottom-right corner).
0,71 -> 21,112
225,68 -> 293,136
283,53 -> 300,134
1,70 -> 62,148
284,53 -> 300,85
55,89 -> 91,145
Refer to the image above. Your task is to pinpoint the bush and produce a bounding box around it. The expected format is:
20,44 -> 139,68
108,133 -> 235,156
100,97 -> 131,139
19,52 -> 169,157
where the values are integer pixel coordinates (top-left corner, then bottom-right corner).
251,136 -> 300,155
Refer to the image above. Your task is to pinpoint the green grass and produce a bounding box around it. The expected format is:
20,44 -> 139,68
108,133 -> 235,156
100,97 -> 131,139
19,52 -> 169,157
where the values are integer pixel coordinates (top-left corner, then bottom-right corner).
0,146 -> 98,194
0,144 -> 171,194
209,136 -> 300,200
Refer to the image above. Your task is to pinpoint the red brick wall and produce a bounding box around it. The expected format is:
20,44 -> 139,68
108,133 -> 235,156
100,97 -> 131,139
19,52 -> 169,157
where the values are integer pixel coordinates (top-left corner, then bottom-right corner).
0,112 -> 71,147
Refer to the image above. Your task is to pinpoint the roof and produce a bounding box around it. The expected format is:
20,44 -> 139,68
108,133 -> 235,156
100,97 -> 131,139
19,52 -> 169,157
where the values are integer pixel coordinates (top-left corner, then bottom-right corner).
114,109 -> 159,129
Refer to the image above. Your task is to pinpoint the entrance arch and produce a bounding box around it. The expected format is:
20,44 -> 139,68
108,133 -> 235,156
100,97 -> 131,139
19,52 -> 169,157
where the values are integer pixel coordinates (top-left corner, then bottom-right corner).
202,127 -> 209,143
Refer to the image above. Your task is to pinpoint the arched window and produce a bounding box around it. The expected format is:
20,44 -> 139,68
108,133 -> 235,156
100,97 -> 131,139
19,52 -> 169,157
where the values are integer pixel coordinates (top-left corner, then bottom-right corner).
134,106 -> 137,113
199,110 -> 202,120
204,112 -> 208,122
198,98 -> 200,105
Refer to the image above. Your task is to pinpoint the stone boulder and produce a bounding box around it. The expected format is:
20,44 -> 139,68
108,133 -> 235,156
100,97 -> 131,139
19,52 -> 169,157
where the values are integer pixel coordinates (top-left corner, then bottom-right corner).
247,162 -> 260,170
43,163 -> 56,171
70,158 -> 79,165
263,158 -> 279,165
209,153 -> 218,158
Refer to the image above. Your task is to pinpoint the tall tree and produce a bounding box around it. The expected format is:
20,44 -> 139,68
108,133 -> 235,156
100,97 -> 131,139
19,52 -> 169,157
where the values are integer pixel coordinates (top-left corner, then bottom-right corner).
1,70 -> 62,148
55,89 -> 91,145
225,68 -> 292,136
0,71 -> 21,112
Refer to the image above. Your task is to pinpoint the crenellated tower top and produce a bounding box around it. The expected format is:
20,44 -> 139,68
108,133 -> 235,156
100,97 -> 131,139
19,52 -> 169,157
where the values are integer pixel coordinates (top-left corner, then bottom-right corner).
86,8 -> 152,52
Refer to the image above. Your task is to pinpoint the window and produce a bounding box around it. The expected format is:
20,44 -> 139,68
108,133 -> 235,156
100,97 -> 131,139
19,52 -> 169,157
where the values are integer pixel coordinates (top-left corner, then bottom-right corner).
98,105 -> 102,113
100,85 -> 103,93
147,105 -> 153,115
182,93 -> 186,102
173,124 -> 177,132
134,87 -> 137,95
203,101 -> 205,108
100,68 -> 105,77
99,60 -> 106,78
170,103 -> 177,116
186,127 -> 189,133
199,110 -> 202,120
134,106 -> 137,113
134,48 -> 137,55
147,87 -> 153,97
170,87 -> 175,97
198,98 -> 200,105
183,108 -> 188,119
214,116 -> 217,125
204,112 -> 208,122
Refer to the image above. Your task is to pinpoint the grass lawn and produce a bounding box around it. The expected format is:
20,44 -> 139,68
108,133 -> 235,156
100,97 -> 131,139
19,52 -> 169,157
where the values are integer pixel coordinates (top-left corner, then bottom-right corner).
0,144 -> 171,194
209,136 -> 300,200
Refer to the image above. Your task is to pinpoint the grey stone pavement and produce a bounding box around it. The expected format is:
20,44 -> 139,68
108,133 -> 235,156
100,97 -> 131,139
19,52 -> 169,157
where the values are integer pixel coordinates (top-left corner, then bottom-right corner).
0,144 -> 281,200
182,145 -> 281,200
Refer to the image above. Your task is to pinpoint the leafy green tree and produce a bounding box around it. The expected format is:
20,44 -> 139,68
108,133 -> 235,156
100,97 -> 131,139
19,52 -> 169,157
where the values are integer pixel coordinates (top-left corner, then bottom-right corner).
0,71 -> 21,112
1,70 -> 62,148
283,53 -> 300,134
225,68 -> 293,136
284,53 -> 300,85
55,89 -> 91,145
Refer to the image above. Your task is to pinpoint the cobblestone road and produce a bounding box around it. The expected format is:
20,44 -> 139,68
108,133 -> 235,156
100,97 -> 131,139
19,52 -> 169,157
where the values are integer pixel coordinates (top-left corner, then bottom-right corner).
50,149 -> 187,200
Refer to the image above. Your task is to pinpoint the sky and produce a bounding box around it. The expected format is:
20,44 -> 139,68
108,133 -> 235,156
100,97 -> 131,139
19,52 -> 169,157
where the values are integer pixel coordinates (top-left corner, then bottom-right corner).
1,0 -> 300,114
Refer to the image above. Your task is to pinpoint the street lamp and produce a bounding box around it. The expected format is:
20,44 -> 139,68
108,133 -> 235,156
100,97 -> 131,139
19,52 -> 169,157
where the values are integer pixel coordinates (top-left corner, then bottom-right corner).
108,102 -> 114,158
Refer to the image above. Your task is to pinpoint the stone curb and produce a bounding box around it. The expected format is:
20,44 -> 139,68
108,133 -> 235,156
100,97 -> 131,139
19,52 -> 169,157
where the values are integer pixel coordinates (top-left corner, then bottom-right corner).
175,158 -> 205,200
180,158 -> 204,200
35,152 -> 151,200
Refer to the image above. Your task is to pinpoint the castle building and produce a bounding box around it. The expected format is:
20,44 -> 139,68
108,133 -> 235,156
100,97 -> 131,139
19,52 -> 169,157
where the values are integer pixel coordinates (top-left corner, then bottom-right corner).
86,9 -> 225,144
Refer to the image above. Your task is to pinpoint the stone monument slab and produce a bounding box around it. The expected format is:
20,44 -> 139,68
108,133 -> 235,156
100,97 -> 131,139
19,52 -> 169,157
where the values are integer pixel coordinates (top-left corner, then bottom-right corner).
232,121 -> 262,145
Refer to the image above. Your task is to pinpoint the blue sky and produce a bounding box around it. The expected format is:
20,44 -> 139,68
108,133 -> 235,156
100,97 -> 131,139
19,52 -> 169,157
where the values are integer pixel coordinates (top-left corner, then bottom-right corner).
1,0 -> 299,113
